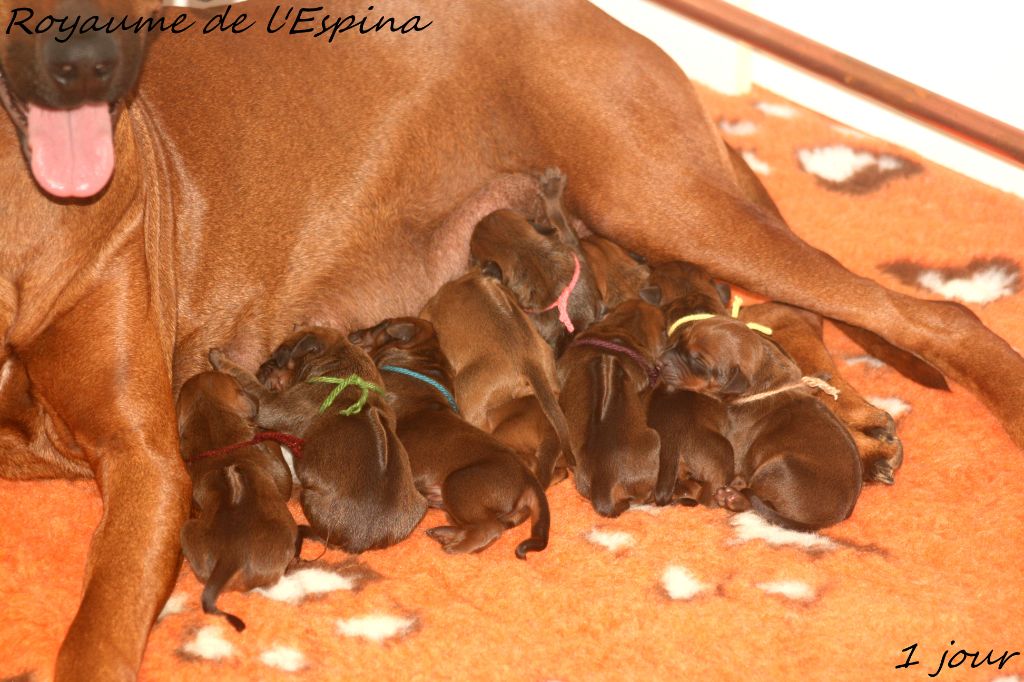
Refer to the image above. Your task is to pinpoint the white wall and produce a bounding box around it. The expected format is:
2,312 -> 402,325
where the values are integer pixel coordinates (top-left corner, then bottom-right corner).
591,0 -> 1024,199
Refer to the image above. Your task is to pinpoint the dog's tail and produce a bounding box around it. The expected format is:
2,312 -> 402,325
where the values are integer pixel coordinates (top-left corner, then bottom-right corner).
514,474 -> 551,559
525,363 -> 574,470
747,493 -> 822,533
201,559 -> 246,632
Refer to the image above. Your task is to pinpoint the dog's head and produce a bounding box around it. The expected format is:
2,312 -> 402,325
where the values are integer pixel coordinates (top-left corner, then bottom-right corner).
659,317 -> 770,398
257,327 -> 366,391
176,370 -> 259,449
349,317 -> 454,379
0,0 -> 162,198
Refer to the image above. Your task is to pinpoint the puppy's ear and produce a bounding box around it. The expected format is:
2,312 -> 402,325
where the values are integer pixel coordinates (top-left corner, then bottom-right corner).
715,281 -> 732,307
720,368 -> 750,396
292,333 -> 324,360
638,285 -> 662,306
385,320 -> 419,343
236,387 -> 259,420
481,260 -> 503,281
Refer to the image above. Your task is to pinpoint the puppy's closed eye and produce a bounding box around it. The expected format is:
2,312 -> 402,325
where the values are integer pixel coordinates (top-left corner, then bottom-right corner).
481,260 -> 504,281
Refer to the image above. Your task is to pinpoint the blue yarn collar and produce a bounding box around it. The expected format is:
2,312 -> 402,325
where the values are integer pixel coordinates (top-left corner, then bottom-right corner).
379,365 -> 459,413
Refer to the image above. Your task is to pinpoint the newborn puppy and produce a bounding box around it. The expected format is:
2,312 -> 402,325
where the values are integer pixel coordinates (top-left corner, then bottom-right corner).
557,295 -> 666,517
421,269 -> 572,472
741,302 -> 903,484
470,169 -> 602,353
177,371 -> 298,632
645,261 -> 735,507
660,313 -> 863,530
580,235 -> 651,309
351,317 -> 550,557
210,328 -> 426,553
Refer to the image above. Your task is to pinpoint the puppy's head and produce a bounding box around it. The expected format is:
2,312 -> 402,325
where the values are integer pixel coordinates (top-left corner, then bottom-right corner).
659,317 -> 766,398
0,0 -> 163,198
349,317 -> 452,376
649,261 -> 731,317
257,327 -> 359,389
176,371 -> 258,441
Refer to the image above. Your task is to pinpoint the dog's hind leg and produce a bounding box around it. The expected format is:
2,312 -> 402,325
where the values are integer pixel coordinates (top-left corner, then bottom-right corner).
572,169 -> 1024,449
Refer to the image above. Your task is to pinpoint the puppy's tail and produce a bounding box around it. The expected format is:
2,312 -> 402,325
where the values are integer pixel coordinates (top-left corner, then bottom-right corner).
526,364 -> 574,471
514,474 -> 551,559
201,559 -> 246,632
747,493 -> 822,533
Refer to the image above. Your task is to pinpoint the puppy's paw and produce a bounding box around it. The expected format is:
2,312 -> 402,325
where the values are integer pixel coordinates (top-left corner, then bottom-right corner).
714,486 -> 751,512
539,167 -> 567,199
425,526 -> 466,551
854,413 -> 903,484
208,348 -> 225,370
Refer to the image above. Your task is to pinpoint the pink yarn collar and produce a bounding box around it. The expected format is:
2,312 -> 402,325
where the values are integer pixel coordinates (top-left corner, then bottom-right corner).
528,253 -> 581,333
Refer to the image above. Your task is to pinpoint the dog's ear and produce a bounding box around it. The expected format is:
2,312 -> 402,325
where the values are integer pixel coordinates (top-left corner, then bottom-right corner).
292,333 -> 324,360
719,368 -> 750,396
715,281 -> 732,307
385,320 -> 419,343
481,260 -> 503,281
638,285 -> 662,306
236,387 -> 259,420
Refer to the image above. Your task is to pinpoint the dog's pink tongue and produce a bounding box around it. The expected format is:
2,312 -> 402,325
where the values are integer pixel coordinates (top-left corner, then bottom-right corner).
27,103 -> 114,198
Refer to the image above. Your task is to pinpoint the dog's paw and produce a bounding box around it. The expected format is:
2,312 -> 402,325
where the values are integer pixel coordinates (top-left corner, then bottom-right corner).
539,167 -> 567,199
849,409 -> 903,484
425,525 -> 465,550
714,485 -> 751,512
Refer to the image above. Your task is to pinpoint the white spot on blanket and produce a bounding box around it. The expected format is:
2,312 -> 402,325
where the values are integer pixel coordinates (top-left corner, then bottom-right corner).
260,645 -> 307,672
798,145 -> 903,183
844,354 -> 886,369
662,565 -> 711,600
917,266 -> 1019,304
757,580 -> 816,601
991,676 -> 1021,682
741,150 -> 772,175
337,614 -> 416,642
756,101 -> 798,118
256,568 -> 356,604
181,626 -> 234,661
866,396 -> 911,420
730,511 -> 836,551
628,504 -> 663,516
158,592 -> 188,621
586,528 -> 636,552
719,119 -> 758,136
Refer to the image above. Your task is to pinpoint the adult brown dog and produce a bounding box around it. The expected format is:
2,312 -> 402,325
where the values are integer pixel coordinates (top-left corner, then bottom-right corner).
0,0 -> 1022,678
351,317 -> 550,558
176,370 -> 298,634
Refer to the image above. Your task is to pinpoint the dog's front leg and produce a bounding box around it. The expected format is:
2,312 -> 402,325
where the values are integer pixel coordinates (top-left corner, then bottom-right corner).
21,300 -> 190,681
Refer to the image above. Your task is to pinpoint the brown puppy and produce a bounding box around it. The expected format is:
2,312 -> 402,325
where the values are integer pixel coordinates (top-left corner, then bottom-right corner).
645,262 -> 735,507
421,269 -> 572,468
210,328 -> 426,554
176,371 -> 297,633
740,302 -> 903,484
470,170 -> 602,353
557,296 -> 666,517
351,317 -> 550,558
660,314 -> 863,530
580,235 -> 652,310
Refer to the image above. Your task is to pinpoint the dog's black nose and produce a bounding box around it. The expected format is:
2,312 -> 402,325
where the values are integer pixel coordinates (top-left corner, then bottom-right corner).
42,33 -> 119,103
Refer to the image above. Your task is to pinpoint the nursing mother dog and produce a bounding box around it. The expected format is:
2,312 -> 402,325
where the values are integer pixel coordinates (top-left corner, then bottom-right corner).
0,0 -> 1022,679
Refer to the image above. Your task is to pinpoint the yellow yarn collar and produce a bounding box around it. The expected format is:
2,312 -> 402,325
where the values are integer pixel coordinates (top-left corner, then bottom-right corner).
667,295 -> 773,336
